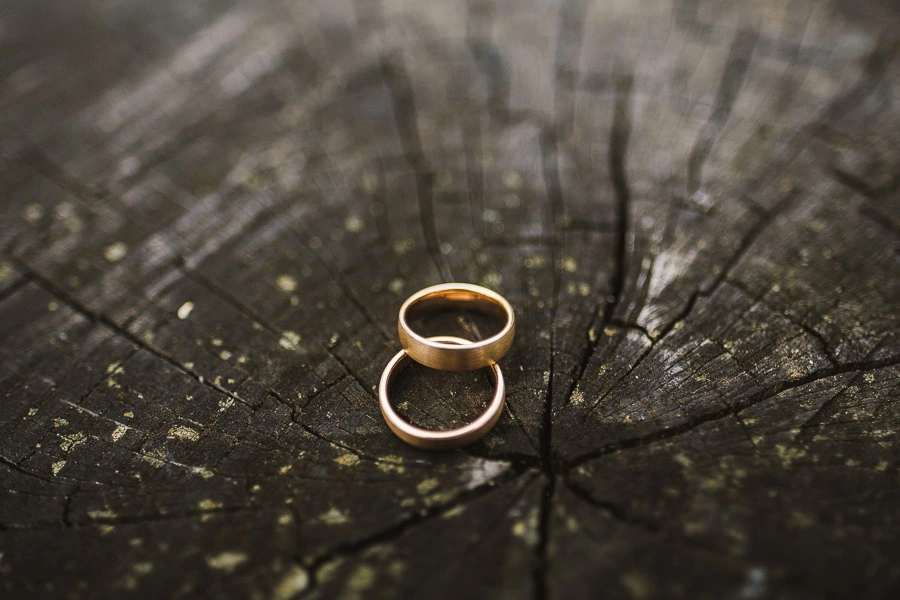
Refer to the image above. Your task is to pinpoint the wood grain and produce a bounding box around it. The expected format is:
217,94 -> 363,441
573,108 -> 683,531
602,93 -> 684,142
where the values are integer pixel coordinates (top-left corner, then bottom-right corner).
1,1 -> 898,598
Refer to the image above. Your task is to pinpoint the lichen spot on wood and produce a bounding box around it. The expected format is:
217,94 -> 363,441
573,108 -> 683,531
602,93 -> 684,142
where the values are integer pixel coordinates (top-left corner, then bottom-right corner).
441,505 -> 466,520
177,301 -> 194,320
106,362 -> 124,375
206,551 -> 248,573
141,450 -> 166,468
570,389 -> 584,406
272,566 -> 309,600
482,272 -> 503,288
279,331 -> 301,350
790,511 -> 815,528
347,565 -> 376,593
320,507 -> 349,525
0,262 -> 15,281
775,445 -> 806,468
502,170 -> 522,189
511,507 -> 540,547
334,453 -> 359,468
24,203 -> 45,223
673,453 -> 693,468
111,424 -> 129,442
318,558 -> 344,584
621,571 -> 654,600
87,509 -> 117,520
392,239 -> 414,256
359,172 -> 379,193
168,425 -> 199,442
276,274 -> 297,293
416,478 -> 439,494
345,215 -> 364,233
103,241 -> 128,263
375,457 -> 404,474
388,278 -> 405,295
59,432 -> 87,453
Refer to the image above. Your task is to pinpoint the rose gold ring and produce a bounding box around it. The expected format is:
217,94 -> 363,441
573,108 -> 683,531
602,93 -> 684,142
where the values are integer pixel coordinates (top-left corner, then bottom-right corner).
378,336 -> 505,450
398,283 -> 515,371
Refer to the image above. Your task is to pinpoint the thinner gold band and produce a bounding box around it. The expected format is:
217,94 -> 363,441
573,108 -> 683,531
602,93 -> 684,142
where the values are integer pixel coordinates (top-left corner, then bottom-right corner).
397,283 -> 515,371
378,336 -> 506,450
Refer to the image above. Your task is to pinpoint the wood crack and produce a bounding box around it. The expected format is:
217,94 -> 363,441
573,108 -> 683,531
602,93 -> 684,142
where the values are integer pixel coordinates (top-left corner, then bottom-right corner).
534,3 -> 592,596
686,28 -> 759,198
0,272 -> 31,306
563,475 -> 661,533
556,73 -> 635,424
725,277 -> 839,366
301,467 -> 535,594
564,354 -> 900,470
19,261 -> 261,412
646,186 -> 802,346
378,52 -> 453,282
0,455 -> 59,486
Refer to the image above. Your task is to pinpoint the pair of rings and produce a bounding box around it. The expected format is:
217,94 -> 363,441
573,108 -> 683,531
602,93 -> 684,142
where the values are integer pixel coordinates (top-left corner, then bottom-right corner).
378,283 -> 516,450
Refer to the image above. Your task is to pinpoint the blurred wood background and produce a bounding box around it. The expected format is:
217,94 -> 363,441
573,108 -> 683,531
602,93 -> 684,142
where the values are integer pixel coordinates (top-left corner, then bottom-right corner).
1,1 -> 898,598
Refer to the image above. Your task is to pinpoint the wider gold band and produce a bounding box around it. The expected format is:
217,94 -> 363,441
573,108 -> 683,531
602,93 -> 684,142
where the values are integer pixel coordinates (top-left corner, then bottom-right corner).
397,283 -> 515,371
378,336 -> 506,450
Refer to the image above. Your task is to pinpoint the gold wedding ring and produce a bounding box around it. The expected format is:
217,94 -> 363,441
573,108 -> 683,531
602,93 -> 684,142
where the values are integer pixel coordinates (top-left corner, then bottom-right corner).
378,337 -> 505,450
398,283 -> 515,371
378,283 -> 514,450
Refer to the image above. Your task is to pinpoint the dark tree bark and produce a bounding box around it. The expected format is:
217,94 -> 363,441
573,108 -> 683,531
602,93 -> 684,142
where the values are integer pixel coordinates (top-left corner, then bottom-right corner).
1,1 -> 898,598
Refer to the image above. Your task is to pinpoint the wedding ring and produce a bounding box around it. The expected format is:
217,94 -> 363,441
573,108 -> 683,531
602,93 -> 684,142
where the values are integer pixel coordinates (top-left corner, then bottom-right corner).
398,283 -> 515,371
378,336 -> 505,450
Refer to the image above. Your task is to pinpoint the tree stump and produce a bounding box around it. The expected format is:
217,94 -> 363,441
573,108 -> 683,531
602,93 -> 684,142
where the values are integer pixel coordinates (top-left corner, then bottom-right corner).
1,1 -> 898,598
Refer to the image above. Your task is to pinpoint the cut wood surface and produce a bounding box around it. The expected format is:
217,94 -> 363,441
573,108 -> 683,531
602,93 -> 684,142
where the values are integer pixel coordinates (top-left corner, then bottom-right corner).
1,1 -> 898,598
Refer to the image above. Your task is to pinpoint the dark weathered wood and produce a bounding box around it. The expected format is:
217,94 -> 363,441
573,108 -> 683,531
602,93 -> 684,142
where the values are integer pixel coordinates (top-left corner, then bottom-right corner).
1,1 -> 898,598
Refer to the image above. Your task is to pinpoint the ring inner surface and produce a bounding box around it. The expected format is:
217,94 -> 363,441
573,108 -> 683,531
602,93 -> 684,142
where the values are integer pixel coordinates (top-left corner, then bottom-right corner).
405,293 -> 507,340
388,354 -> 496,431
